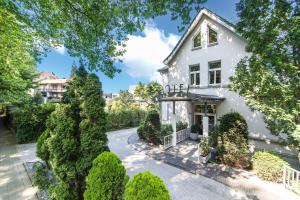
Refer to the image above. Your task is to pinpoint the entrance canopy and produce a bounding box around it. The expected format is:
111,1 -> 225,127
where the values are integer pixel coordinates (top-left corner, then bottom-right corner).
158,92 -> 225,103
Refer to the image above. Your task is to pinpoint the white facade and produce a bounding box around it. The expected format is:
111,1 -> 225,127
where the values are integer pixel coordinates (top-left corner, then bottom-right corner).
159,8 -> 296,156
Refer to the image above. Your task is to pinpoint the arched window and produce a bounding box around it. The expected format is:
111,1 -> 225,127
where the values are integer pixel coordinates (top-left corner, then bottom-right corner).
193,32 -> 201,48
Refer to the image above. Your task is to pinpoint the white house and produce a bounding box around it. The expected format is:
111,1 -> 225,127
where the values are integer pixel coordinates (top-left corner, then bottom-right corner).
158,8 -> 296,156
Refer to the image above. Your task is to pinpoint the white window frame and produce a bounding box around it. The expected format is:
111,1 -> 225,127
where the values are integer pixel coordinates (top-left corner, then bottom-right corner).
208,26 -> 218,46
192,32 -> 201,49
208,61 -> 221,86
189,64 -> 200,86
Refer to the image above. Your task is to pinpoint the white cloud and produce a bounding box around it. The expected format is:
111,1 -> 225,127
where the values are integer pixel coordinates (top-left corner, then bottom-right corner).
53,45 -> 66,55
122,23 -> 179,82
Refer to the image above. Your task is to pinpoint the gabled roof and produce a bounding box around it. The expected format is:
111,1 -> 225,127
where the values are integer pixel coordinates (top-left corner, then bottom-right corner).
163,7 -> 240,66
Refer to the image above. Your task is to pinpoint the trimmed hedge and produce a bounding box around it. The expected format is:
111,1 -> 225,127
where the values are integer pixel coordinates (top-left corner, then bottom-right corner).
137,110 -> 161,145
107,109 -> 146,131
252,151 -> 289,182
84,152 -> 129,200
217,112 -> 251,169
12,103 -> 55,143
125,171 -> 170,200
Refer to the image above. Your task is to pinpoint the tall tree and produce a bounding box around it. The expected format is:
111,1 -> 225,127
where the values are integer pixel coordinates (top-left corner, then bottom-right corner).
0,8 -> 45,103
37,66 -> 108,200
230,0 -> 299,143
1,0 -> 206,77
134,82 -> 163,109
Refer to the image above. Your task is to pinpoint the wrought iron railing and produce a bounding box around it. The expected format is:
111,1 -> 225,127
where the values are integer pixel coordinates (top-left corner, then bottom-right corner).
176,128 -> 191,143
163,128 -> 191,150
283,165 -> 300,194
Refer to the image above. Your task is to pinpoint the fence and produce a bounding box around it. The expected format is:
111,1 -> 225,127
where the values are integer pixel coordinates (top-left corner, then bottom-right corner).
283,166 -> 300,194
163,128 -> 191,150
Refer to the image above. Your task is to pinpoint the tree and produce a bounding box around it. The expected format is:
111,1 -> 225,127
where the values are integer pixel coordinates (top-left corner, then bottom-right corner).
125,171 -> 171,200
117,90 -> 135,108
84,152 -> 129,200
134,82 -> 163,109
36,66 -> 108,200
230,0 -> 300,144
1,1 -> 206,77
0,8 -> 43,103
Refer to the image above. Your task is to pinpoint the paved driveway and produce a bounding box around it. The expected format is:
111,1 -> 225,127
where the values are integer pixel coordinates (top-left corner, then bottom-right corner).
108,128 -> 250,200
0,120 -> 37,200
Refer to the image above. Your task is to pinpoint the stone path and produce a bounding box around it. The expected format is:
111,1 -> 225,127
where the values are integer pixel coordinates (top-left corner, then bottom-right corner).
108,128 -> 251,200
0,119 -> 38,200
126,128 -> 300,200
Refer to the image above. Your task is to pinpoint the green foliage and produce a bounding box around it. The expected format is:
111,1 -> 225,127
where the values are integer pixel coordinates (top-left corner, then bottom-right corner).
107,109 -> 146,131
191,124 -> 200,133
12,103 -> 55,143
32,162 -> 49,189
84,152 -> 129,200
217,113 -> 251,169
3,1 -> 206,77
176,121 -> 188,131
160,124 -> 173,139
199,137 -> 210,156
0,8 -> 43,103
36,66 -> 108,199
137,110 -> 161,145
231,0 -> 300,144
252,151 -> 289,182
125,171 -> 170,200
134,82 -> 163,109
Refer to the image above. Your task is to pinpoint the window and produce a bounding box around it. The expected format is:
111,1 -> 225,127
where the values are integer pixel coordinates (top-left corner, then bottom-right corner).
193,32 -> 201,48
208,27 -> 218,45
209,61 -> 221,85
190,64 -> 200,85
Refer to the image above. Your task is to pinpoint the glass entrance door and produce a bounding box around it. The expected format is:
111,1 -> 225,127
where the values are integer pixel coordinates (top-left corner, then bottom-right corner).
195,115 -> 203,135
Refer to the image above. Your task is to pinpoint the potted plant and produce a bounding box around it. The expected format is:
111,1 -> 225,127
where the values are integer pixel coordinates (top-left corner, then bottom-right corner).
190,124 -> 200,140
198,137 -> 211,164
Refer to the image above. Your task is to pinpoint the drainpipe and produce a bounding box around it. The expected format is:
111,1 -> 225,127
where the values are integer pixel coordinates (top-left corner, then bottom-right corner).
203,101 -> 209,137
172,101 -> 177,146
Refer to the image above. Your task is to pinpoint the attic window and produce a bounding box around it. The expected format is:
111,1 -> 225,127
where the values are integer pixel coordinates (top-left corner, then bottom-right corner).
193,32 -> 201,48
208,27 -> 218,45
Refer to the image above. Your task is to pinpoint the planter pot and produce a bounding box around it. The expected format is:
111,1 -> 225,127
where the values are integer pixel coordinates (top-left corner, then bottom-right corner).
190,132 -> 198,140
210,148 -> 218,160
198,152 -> 211,164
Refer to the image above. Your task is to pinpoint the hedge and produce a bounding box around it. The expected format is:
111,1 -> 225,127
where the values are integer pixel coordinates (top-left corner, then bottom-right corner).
107,109 -> 146,131
12,103 -> 55,143
125,171 -> 170,200
252,151 -> 289,182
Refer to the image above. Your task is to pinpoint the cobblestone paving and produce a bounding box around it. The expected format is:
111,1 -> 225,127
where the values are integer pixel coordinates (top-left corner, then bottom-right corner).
0,120 -> 38,200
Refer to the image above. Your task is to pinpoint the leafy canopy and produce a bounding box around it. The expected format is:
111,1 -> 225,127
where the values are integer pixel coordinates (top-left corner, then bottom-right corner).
230,0 -> 300,143
134,82 -> 163,109
2,0 -> 206,77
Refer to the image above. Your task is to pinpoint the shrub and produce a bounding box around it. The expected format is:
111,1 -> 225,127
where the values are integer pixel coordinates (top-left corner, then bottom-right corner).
107,109 -> 146,131
13,103 -> 55,143
252,151 -> 289,182
137,110 -> 161,145
217,112 -> 251,169
191,124 -> 200,133
36,130 -> 50,163
84,152 -> 129,200
32,162 -> 49,189
199,137 -> 210,156
176,121 -> 188,131
160,124 -> 172,138
125,171 -> 171,200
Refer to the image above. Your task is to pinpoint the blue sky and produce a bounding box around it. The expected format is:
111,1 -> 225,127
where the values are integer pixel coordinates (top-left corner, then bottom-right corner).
37,0 -> 239,93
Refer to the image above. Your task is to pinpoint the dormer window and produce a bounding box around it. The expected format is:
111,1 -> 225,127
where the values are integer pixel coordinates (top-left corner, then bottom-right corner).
208,27 -> 218,45
193,32 -> 201,48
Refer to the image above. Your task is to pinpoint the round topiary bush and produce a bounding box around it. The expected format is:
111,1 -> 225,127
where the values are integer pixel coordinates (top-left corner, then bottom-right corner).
84,152 -> 129,200
252,151 -> 289,182
217,112 -> 251,169
125,171 -> 170,200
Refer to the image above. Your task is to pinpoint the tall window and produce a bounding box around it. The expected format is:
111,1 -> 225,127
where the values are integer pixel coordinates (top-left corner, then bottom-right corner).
193,32 -> 201,48
208,27 -> 218,45
190,64 -> 200,85
209,61 -> 221,85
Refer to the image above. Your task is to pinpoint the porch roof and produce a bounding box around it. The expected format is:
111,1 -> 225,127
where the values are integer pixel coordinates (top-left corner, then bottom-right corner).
158,92 -> 225,103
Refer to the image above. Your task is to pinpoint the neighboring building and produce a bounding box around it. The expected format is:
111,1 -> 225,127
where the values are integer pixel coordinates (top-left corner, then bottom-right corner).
37,72 -> 68,102
158,8 -> 296,156
102,93 -> 119,101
